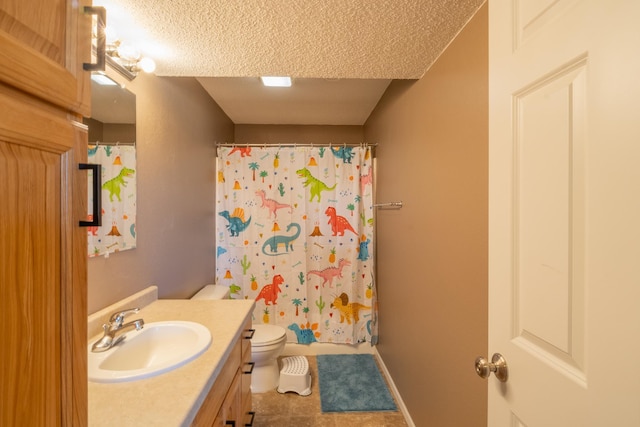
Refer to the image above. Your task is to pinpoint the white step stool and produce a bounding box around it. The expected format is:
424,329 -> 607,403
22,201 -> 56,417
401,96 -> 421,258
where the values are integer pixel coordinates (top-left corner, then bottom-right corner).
277,356 -> 312,396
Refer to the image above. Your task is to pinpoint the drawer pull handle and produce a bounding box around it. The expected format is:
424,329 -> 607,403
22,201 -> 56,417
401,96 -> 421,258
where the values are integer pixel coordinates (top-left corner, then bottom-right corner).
243,362 -> 255,375
245,411 -> 256,427
244,329 -> 255,339
225,421 -> 235,427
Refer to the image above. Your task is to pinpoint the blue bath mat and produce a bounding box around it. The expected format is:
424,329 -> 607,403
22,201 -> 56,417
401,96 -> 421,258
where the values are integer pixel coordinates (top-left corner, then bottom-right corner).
316,354 -> 397,412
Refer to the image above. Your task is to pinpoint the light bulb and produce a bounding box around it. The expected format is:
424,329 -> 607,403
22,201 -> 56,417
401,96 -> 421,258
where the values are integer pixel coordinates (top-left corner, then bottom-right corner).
137,57 -> 156,73
117,44 -> 140,62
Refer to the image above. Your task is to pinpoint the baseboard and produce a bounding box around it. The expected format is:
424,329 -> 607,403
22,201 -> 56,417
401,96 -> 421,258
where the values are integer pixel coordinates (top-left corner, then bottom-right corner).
373,348 -> 416,427
283,341 -> 375,356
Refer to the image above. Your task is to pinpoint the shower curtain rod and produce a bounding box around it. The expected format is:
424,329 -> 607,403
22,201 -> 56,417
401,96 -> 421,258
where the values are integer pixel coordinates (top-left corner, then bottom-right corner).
373,201 -> 403,209
89,141 -> 136,146
216,142 -> 377,148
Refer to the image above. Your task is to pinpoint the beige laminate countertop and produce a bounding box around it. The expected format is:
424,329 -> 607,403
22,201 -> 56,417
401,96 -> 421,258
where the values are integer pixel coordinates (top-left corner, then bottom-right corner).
88,299 -> 254,427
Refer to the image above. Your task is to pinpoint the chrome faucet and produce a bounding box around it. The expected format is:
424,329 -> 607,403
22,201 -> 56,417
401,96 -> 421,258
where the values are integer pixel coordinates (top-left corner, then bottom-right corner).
91,307 -> 145,353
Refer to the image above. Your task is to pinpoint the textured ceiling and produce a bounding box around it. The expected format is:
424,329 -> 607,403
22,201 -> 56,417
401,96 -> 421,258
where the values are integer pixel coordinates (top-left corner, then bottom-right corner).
93,0 -> 485,124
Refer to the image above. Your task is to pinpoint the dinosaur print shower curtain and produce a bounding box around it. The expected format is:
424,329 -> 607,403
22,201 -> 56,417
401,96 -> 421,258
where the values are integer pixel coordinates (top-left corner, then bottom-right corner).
87,144 -> 137,257
215,145 -> 377,344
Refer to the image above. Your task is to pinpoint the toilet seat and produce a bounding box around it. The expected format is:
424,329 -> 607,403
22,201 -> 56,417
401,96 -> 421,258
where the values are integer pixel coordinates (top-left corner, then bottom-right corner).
251,324 -> 286,347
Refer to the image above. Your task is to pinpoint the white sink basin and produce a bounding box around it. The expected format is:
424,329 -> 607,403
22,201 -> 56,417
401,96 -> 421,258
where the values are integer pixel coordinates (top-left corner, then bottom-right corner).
88,321 -> 211,383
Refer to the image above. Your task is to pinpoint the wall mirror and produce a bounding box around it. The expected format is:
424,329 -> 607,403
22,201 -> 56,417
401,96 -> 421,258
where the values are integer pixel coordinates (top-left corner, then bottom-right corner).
85,75 -> 136,143
84,74 -> 138,258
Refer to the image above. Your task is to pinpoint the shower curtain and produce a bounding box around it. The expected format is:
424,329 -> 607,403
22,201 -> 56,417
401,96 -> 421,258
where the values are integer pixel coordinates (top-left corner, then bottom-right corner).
215,145 -> 377,344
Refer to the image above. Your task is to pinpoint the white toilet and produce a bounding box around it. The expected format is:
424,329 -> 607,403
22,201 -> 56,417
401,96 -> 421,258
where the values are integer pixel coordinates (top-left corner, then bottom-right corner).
190,285 -> 287,393
249,324 -> 287,393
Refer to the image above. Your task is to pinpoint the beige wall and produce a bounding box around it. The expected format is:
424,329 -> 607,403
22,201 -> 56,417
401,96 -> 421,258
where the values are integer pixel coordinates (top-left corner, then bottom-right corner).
87,75 -> 234,313
235,124 -> 363,144
364,4 -> 488,426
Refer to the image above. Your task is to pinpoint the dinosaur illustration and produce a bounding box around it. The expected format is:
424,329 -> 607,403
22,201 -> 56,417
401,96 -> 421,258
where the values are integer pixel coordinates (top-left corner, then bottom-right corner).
86,215 -> 99,236
255,274 -> 284,305
360,166 -> 373,195
330,146 -> 355,163
296,168 -> 336,202
262,223 -> 301,255
88,145 -> 98,157
307,259 -> 351,288
102,167 -> 135,202
255,190 -> 291,218
330,292 -> 371,325
325,206 -> 357,236
357,238 -> 371,261
228,146 -> 252,157
219,208 -> 251,236
288,323 -> 318,344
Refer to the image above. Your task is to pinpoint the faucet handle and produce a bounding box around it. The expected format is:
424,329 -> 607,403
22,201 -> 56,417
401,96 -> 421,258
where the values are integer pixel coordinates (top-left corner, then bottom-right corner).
109,307 -> 140,327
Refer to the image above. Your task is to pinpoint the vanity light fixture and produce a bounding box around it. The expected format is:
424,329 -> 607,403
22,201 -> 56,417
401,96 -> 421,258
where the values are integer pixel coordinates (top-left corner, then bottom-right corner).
111,42 -> 156,75
260,76 -> 292,87
95,21 -> 156,79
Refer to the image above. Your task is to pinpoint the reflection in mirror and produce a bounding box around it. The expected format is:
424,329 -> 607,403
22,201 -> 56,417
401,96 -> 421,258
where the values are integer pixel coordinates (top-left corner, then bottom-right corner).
84,74 -> 136,143
84,73 -> 137,258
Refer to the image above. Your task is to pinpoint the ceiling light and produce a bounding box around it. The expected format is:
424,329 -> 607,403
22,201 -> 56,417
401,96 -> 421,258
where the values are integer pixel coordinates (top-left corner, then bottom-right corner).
260,76 -> 292,87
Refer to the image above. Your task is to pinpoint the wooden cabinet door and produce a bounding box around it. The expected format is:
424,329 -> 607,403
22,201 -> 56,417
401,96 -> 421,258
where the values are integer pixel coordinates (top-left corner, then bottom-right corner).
0,1 -> 90,425
0,84 -> 88,427
241,324 -> 253,426
213,372 -> 242,427
0,0 -> 91,115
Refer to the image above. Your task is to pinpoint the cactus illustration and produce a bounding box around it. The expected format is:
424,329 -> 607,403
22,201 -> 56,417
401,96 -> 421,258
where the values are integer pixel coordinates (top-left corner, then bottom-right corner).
241,255 -> 251,274
315,296 -> 326,314
319,147 -> 325,158
298,271 -> 305,285
278,182 -> 285,196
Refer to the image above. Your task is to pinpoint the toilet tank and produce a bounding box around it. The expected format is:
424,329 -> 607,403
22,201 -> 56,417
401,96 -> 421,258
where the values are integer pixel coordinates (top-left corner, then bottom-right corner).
190,285 -> 230,300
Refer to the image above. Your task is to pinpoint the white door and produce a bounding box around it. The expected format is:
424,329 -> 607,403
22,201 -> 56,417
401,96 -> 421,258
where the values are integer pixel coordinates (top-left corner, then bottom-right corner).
488,1 -> 640,425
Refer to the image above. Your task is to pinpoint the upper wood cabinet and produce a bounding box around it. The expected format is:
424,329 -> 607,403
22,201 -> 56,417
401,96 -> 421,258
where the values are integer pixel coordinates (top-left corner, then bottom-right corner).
0,1 -> 92,425
0,0 -> 91,116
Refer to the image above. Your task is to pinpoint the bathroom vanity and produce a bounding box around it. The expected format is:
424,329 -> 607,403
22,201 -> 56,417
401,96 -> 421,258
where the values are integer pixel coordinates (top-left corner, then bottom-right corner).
88,294 -> 254,426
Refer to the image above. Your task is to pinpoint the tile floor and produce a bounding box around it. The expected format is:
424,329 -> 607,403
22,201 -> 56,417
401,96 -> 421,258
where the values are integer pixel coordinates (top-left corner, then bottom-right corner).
251,356 -> 409,427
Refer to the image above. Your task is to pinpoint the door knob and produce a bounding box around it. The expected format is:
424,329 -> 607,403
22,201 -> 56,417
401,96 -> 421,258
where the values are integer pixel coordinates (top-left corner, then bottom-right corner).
475,353 -> 508,382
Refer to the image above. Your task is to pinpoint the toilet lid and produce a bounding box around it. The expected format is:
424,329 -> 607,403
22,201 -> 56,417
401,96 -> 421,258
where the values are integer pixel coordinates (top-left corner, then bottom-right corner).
252,324 -> 286,346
